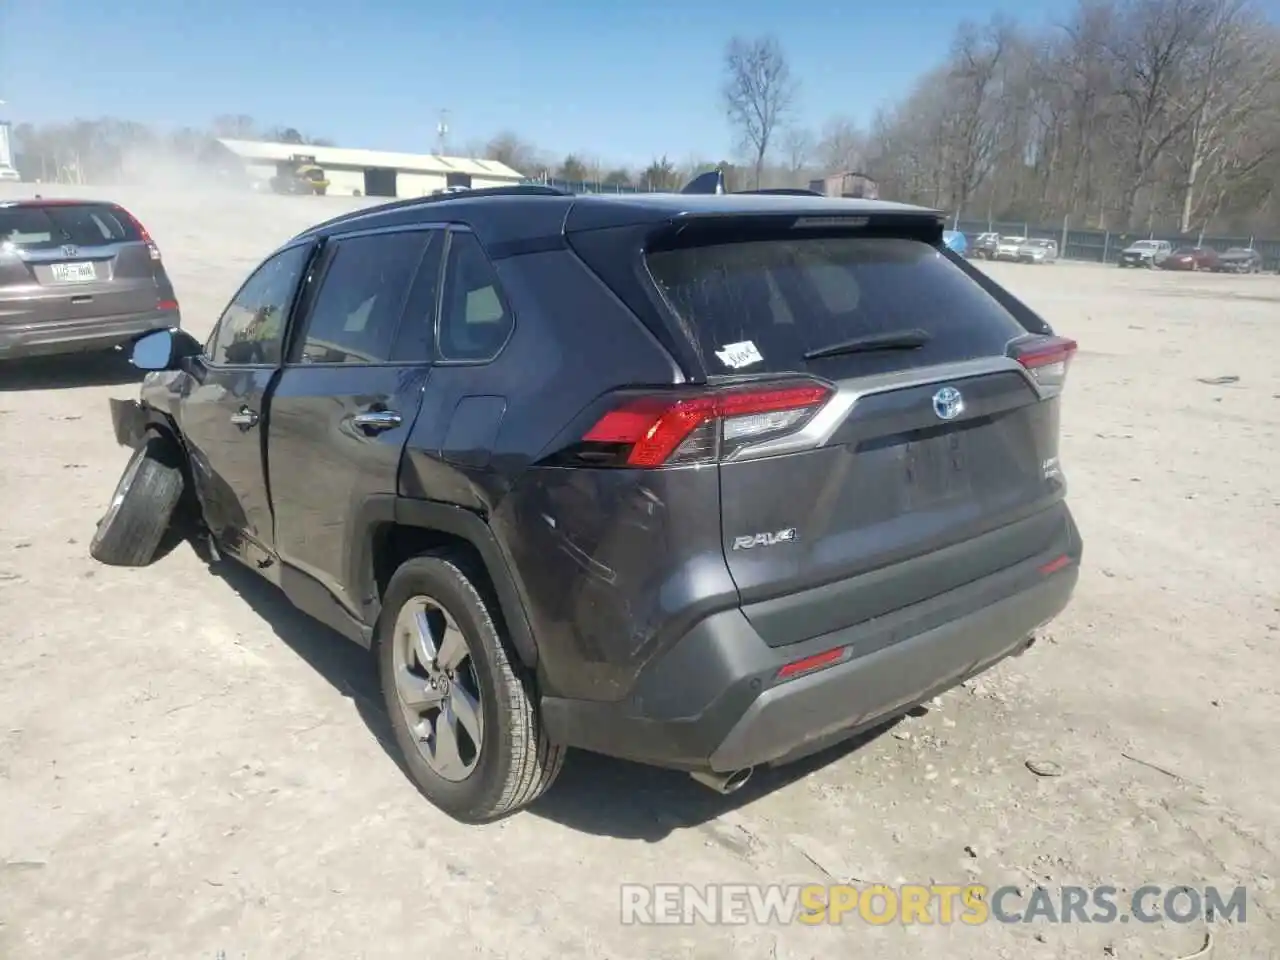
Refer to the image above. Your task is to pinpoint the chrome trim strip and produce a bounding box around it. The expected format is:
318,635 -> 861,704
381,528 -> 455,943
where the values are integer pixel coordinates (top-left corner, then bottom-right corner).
724,356 -> 1041,461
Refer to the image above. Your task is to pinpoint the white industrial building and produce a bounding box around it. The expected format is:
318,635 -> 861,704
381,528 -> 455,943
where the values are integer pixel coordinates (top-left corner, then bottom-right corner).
215,138 -> 526,198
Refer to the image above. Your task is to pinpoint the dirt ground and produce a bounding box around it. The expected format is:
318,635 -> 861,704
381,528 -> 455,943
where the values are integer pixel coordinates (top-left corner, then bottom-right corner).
1,185 -> 1277,960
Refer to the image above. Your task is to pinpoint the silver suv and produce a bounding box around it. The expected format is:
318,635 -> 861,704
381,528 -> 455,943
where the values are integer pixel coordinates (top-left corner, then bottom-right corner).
0,198 -> 180,361
1118,239 -> 1171,268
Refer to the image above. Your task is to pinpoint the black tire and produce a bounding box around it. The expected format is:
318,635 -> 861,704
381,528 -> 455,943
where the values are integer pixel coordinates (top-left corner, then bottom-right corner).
90,436 -> 184,567
377,553 -> 564,822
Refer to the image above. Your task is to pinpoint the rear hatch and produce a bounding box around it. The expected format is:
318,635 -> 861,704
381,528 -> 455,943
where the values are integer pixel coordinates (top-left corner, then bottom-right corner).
633,216 -> 1076,647
0,202 -> 168,325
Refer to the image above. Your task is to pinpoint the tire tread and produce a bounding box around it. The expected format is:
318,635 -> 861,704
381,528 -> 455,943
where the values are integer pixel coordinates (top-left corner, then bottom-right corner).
89,437 -> 184,567
380,553 -> 564,822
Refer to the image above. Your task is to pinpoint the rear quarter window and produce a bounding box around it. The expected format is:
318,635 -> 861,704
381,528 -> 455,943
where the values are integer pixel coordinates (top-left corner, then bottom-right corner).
645,236 -> 1028,378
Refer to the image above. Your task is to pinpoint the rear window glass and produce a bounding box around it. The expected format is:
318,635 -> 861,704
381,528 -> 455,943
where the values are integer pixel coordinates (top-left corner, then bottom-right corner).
645,236 -> 1027,376
0,204 -> 138,249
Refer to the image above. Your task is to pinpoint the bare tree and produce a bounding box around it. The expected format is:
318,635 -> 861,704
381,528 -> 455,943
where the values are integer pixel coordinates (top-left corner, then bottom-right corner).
939,19 -> 1014,213
782,127 -> 812,182
1171,0 -> 1280,230
211,114 -> 258,139
815,117 -> 866,174
640,155 -> 681,191
483,131 -> 544,176
723,35 -> 799,188
557,154 -> 589,182
1104,0 -> 1218,225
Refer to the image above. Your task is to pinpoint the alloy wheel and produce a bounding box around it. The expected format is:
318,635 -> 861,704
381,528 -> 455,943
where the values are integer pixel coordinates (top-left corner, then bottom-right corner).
391,596 -> 484,782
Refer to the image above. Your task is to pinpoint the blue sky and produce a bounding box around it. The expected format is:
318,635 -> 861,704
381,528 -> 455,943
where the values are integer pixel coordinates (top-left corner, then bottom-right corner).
2,0 -> 1276,169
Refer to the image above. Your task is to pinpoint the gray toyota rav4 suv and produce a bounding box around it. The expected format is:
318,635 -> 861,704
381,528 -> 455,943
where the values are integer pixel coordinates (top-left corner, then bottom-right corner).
0,198 -> 180,361
93,184 -> 1082,823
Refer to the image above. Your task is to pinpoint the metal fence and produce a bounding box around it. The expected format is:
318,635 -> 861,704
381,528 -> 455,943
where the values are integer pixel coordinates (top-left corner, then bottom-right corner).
523,175 -> 647,194
949,214 -> 1280,270
517,178 -> 1280,269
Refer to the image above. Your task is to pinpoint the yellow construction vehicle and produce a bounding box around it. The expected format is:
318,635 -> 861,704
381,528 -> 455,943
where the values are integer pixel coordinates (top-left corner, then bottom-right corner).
269,154 -> 329,196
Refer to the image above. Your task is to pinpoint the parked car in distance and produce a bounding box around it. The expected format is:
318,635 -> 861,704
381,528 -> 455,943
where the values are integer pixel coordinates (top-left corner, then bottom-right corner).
1213,247 -> 1263,274
1161,246 -> 1219,271
0,198 -> 180,361
90,185 -> 1082,823
942,230 -> 968,256
994,236 -> 1028,262
1118,239 -> 1172,268
972,232 -> 1000,259
1018,238 -> 1058,264
0,166 -> 20,183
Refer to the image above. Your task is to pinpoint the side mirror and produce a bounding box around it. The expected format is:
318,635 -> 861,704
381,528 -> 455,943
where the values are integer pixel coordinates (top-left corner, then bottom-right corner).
130,328 -> 203,371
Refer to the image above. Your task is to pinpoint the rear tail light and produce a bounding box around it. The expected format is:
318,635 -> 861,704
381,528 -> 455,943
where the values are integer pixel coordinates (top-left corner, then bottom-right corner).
576,379 -> 834,468
114,205 -> 161,261
1011,335 -> 1076,393
157,298 -> 179,311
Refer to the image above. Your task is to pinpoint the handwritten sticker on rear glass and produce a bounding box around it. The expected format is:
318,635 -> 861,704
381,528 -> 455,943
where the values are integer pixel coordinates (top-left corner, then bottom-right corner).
714,340 -> 763,370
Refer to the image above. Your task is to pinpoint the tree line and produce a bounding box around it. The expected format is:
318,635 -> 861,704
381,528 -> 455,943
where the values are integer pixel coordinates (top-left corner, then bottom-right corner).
718,0 -> 1280,233
468,0 -> 1280,234
9,0 -> 1278,234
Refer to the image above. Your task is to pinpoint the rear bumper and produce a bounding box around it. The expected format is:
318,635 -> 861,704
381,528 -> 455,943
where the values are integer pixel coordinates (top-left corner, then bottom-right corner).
0,308 -> 179,360
542,511 -> 1082,773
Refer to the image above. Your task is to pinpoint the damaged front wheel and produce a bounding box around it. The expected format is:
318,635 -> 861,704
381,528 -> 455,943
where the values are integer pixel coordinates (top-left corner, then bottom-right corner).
89,436 -> 184,567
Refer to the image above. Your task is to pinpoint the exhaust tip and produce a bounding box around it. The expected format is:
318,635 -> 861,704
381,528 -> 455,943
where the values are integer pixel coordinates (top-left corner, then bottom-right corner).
690,767 -> 754,795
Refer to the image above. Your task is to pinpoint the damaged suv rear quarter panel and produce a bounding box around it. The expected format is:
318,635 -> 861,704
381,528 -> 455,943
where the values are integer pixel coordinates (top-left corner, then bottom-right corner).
397,242 -> 737,702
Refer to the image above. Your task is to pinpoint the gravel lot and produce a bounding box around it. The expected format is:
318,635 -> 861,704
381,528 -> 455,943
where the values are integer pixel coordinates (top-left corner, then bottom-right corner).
1,185 -> 1277,960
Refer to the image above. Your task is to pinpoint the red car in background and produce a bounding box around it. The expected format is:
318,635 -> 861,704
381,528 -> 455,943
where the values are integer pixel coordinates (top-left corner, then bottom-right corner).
1160,246 -> 1220,271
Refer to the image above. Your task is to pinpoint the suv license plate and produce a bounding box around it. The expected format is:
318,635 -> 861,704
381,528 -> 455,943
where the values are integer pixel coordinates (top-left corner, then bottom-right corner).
51,262 -> 96,283
904,434 -> 972,508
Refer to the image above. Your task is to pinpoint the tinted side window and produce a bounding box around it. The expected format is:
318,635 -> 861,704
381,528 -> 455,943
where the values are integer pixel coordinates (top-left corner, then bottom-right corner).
438,232 -> 513,363
208,243 -> 312,366
645,236 -> 1027,377
291,231 -> 429,364
389,231 -> 445,362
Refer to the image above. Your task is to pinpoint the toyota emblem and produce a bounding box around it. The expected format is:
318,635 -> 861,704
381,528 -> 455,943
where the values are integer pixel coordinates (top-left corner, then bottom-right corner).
932,386 -> 965,421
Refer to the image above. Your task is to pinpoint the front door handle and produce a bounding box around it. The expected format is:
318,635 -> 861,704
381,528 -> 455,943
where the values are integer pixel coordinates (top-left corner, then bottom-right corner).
350,409 -> 402,434
229,407 -> 259,429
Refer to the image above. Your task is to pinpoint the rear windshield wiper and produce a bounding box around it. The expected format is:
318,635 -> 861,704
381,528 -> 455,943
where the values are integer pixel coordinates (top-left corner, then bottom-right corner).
802,328 -> 932,361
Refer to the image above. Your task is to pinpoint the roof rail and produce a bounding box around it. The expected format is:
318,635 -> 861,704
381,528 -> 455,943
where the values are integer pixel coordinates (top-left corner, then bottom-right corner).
299,183 -> 571,236
734,188 -> 824,197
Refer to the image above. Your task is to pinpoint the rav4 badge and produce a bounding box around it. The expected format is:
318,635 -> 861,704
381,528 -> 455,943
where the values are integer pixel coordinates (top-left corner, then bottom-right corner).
732,528 -> 798,550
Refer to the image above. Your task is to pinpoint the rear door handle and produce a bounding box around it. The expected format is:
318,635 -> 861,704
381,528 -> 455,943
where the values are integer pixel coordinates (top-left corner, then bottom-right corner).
350,409 -> 402,434
229,407 -> 259,429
